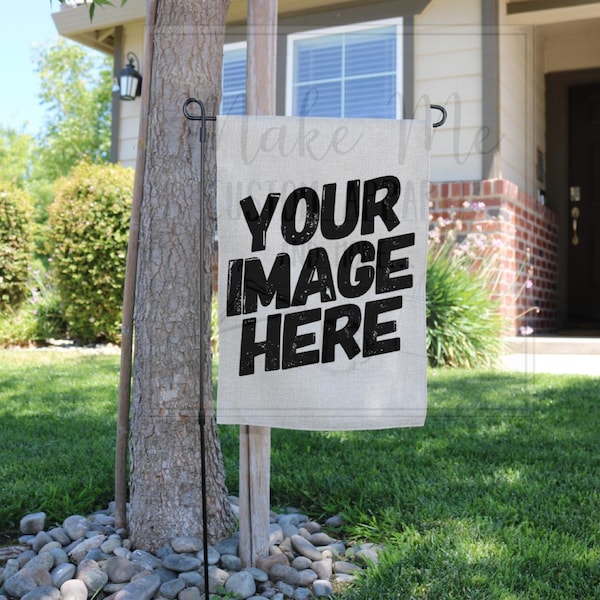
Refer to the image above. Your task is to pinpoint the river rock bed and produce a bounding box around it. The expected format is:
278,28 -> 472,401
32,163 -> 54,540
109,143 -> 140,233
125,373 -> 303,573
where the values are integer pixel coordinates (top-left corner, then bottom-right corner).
0,499 -> 382,600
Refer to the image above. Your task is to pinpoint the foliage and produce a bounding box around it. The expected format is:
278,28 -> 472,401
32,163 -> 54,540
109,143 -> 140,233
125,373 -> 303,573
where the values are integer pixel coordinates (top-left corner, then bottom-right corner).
426,222 -> 504,368
0,265 -> 67,347
47,162 -> 134,343
0,127 -> 35,189
33,39 -> 113,182
2,352 -> 599,599
0,184 -> 33,312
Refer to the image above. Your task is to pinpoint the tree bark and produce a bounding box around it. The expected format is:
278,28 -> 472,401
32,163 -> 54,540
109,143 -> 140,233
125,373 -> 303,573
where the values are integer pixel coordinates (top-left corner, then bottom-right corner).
129,0 -> 233,552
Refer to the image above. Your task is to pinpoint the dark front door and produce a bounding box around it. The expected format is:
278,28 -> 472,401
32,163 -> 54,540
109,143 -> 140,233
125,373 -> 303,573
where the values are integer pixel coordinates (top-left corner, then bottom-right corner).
568,83 -> 600,324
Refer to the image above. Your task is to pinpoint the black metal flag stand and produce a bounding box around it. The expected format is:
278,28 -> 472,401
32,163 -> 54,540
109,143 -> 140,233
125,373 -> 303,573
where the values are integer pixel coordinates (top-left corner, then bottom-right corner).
183,97 -> 216,600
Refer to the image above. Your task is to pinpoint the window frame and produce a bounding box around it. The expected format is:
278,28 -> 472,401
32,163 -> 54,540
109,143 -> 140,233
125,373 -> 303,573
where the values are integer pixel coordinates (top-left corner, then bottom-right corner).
285,18 -> 404,119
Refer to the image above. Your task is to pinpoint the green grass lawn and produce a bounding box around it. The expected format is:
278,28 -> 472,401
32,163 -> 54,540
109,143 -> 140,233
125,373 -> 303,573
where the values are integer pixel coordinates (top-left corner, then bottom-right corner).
1,349 -> 599,598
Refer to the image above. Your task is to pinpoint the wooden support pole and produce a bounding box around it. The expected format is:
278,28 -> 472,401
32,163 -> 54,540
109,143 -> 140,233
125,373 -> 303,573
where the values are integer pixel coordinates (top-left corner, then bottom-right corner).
239,0 -> 278,568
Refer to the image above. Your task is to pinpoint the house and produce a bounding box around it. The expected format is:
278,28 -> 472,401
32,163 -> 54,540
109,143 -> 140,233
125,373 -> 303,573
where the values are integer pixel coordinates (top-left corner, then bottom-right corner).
52,0 -> 600,335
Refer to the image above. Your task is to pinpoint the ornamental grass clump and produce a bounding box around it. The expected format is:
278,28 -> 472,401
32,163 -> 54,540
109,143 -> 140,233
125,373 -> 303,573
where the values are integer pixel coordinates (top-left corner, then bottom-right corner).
48,162 -> 133,343
426,221 -> 504,368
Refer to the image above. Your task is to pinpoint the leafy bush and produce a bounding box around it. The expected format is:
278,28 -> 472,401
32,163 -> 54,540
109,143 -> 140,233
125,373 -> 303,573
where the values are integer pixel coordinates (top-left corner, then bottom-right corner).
0,184 -> 33,312
48,162 -> 133,343
426,226 -> 504,368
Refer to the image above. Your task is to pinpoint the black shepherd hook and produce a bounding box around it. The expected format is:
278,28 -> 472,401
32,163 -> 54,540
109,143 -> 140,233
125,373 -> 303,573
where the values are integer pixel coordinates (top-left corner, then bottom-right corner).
431,104 -> 447,128
183,96 -> 216,600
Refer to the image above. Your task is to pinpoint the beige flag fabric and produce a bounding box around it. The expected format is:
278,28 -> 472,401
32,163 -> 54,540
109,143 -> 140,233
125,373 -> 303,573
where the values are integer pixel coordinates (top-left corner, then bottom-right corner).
216,115 -> 429,431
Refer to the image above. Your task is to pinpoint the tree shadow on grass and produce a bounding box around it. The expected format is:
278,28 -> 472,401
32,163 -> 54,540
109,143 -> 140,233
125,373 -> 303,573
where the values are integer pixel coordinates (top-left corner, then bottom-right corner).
219,371 -> 600,599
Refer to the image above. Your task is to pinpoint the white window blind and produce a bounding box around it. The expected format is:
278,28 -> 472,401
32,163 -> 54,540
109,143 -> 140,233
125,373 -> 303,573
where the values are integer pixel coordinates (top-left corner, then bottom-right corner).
221,44 -> 247,115
288,21 -> 402,119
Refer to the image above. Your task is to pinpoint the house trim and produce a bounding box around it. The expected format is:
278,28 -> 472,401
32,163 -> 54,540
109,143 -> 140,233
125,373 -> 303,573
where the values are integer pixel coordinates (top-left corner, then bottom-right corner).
482,0 -> 500,180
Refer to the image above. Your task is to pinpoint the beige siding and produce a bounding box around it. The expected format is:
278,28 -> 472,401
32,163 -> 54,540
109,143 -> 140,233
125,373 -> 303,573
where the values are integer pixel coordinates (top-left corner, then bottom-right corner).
544,22 -> 600,73
414,0 -> 483,182
498,24 -> 544,196
117,20 -> 145,168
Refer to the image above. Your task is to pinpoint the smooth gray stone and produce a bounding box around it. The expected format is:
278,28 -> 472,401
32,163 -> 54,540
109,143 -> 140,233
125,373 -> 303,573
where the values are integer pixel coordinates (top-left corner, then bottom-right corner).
291,556 -> 311,571
21,586 -> 61,600
170,536 -> 203,553
17,550 -> 37,569
22,552 -> 54,571
51,561 -> 77,587
177,570 -> 203,587
158,577 -> 185,599
274,580 -> 294,597
311,557 -> 333,580
178,587 -> 202,600
19,512 -> 47,535
269,564 -> 301,586
68,535 -> 106,564
39,541 -> 62,555
354,543 -> 382,566
277,514 -> 308,528
290,535 -> 323,561
293,588 -> 312,600
308,532 -> 336,546
245,566 -> 268,583
62,516 -> 91,541
130,549 -> 162,570
101,537 -> 122,554
105,556 -> 138,583
76,558 -> 108,593
32,531 -> 53,552
333,560 -> 362,574
281,523 -> 299,538
302,521 -> 321,534
2,558 -> 19,581
111,572 -> 161,600
213,535 -> 239,556
220,553 -> 242,571
324,514 -> 344,528
3,571 -> 38,598
161,553 -> 201,572
49,547 -> 70,567
197,545 -> 220,565
297,569 -> 318,586
312,579 -> 334,597
225,570 -> 256,599
48,527 -> 71,546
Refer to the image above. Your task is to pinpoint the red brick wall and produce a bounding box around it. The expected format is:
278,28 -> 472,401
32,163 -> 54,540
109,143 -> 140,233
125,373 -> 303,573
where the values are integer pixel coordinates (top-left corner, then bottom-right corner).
429,179 -> 559,335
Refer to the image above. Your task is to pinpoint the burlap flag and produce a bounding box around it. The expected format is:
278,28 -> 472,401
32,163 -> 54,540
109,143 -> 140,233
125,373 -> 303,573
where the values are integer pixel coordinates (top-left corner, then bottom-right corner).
216,115 -> 429,431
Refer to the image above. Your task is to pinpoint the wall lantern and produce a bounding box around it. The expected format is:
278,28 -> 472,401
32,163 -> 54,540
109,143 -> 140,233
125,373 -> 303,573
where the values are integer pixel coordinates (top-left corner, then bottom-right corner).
119,52 -> 142,101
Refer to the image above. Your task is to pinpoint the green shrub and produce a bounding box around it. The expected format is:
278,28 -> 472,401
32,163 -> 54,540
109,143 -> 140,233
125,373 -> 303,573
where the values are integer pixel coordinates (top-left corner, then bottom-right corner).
0,185 -> 33,312
48,162 -> 133,343
426,228 -> 504,368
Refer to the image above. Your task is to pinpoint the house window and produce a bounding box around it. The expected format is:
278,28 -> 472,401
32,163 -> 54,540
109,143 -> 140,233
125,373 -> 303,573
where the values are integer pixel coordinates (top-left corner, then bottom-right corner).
287,20 -> 403,119
221,43 -> 247,115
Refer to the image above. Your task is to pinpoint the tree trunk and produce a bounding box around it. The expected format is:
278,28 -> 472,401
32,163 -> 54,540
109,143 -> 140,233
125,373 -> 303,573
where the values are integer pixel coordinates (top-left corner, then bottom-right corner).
129,0 -> 233,552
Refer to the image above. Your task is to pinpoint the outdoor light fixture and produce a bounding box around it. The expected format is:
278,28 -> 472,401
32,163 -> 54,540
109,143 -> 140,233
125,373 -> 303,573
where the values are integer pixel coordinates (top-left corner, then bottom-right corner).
119,52 -> 142,101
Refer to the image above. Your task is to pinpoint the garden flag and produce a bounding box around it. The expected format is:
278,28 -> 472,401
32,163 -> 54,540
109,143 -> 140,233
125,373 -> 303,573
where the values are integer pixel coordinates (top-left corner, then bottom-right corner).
216,115 -> 430,431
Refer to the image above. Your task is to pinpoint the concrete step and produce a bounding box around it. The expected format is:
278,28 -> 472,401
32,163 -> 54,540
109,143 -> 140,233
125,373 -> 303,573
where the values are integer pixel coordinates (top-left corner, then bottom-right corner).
504,336 -> 600,355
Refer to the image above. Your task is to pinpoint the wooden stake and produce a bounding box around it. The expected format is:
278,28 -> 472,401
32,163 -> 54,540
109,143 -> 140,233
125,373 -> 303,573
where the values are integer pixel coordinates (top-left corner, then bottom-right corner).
239,0 -> 278,567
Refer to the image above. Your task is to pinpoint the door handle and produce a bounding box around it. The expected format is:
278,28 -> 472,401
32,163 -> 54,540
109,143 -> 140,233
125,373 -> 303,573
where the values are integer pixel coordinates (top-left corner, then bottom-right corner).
571,206 -> 580,246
